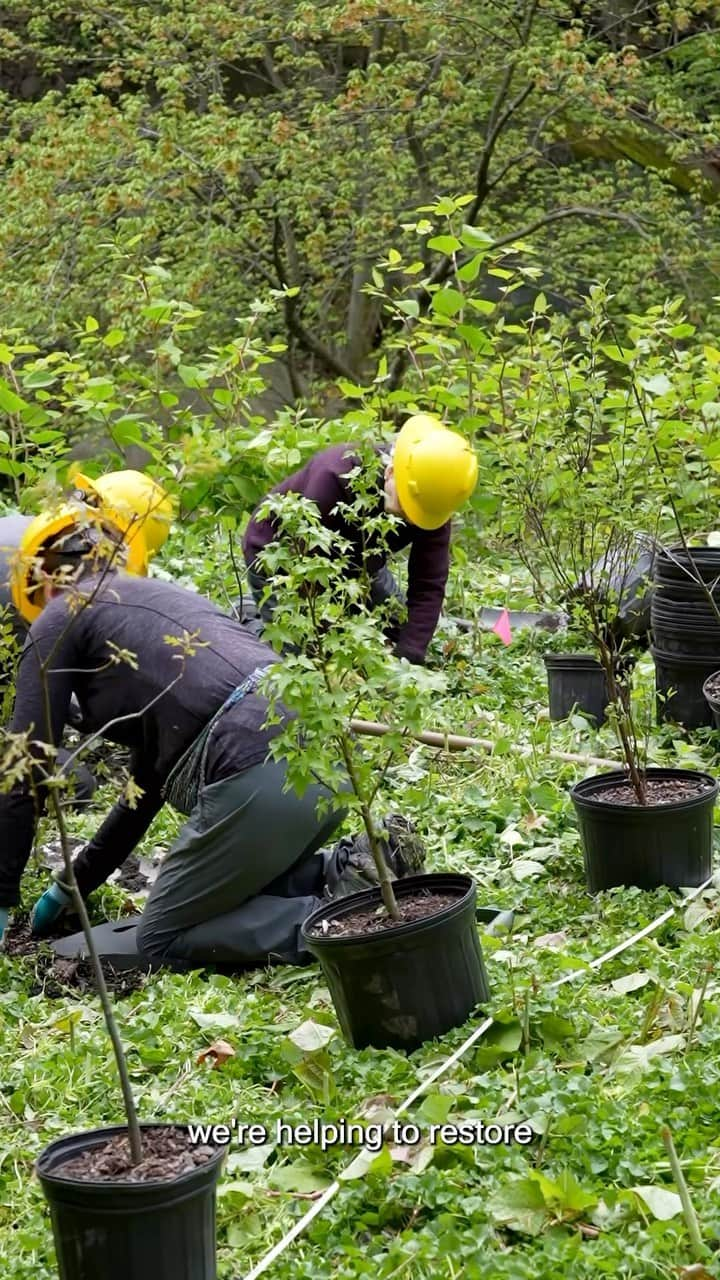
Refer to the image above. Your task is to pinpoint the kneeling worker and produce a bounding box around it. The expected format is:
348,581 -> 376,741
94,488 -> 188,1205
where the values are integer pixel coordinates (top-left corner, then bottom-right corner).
0,516 -> 415,964
243,415 -> 479,666
0,469 -> 174,806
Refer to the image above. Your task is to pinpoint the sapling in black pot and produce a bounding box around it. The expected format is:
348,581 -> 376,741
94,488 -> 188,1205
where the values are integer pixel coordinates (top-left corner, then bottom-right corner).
254,445 -> 489,1051
0,556 -> 226,1280
502,288 -> 718,891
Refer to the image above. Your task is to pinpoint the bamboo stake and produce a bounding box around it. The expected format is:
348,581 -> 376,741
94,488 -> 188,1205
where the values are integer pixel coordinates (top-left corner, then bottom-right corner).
348,718 -> 619,770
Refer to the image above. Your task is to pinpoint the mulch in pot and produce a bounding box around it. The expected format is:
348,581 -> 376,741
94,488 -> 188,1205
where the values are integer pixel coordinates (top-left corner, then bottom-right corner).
309,890 -> 459,939
54,1128 -> 218,1184
593,777 -> 713,806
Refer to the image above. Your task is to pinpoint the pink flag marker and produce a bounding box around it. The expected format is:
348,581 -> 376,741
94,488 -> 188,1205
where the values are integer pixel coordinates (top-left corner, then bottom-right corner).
492,608 -> 512,646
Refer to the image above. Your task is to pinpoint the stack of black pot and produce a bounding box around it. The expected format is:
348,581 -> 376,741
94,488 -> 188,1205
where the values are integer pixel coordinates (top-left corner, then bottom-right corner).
651,546 -> 720,729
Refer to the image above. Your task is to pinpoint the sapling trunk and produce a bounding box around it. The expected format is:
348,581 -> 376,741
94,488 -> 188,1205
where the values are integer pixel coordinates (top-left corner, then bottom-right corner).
594,633 -> 647,805
338,733 -> 401,921
47,783 -> 144,1166
37,653 -> 144,1166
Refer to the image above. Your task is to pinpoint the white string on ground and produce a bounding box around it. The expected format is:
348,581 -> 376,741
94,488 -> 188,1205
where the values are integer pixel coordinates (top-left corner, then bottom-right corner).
241,873 -> 716,1280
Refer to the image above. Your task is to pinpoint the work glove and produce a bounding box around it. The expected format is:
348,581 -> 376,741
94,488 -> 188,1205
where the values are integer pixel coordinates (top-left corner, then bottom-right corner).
30,881 -> 73,937
0,907 -> 8,948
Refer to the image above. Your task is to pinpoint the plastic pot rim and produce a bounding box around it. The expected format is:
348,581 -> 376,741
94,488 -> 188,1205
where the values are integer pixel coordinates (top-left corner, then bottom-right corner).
301,872 -> 476,950
570,766 -> 719,814
651,646 -> 720,667
542,652 -> 604,668
702,670 -> 720,705
36,1122 -> 226,1191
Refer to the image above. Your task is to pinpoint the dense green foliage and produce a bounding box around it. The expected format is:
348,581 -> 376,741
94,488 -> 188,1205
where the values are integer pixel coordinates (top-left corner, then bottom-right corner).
3,609 -> 720,1278
2,3 -> 720,1277
2,0 -> 720,393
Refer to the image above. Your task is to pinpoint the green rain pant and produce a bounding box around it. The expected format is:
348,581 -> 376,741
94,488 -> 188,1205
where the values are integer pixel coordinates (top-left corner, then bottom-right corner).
136,757 -> 346,969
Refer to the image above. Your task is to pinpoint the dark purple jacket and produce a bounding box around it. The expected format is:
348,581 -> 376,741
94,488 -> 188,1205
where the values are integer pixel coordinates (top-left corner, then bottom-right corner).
243,443 -> 451,663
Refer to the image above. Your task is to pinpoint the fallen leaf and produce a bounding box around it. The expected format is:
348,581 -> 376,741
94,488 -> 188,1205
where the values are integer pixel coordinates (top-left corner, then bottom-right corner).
534,931 -> 568,951
190,1010 -> 242,1031
500,827 -> 526,849
632,1184 -> 683,1221
523,812 -> 550,831
196,1039 -> 235,1068
511,859 -> 547,881
288,1019 -> 336,1053
611,972 -> 651,995
226,1144 -> 274,1174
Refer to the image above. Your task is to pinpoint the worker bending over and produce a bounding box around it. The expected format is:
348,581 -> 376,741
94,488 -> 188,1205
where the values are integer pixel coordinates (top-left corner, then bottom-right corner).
243,415 -> 478,666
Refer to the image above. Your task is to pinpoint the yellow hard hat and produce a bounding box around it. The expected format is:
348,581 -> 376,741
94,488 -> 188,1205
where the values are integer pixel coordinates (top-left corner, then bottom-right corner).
392,414 -> 478,531
11,502 -> 147,624
71,470 -> 174,557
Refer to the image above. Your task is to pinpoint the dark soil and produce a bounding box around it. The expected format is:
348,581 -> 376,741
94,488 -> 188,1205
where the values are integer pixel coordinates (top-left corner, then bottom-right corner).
3,915 -> 147,999
309,891 -> 460,939
55,1127 -> 218,1183
595,778 -> 713,806
3,915 -> 78,956
115,855 -> 151,893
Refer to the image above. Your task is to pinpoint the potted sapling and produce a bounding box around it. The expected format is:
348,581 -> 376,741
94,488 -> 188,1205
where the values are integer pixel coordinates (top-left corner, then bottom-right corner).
253,442 -> 490,1051
0,546 -> 226,1280
501,290 -> 718,892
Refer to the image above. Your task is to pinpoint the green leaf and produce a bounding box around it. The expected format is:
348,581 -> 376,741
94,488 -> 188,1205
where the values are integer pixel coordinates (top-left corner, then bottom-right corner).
600,343 -> 635,364
0,378 -> 28,414
431,288 -> 465,317
427,235 -> 462,255
419,1093 -> 455,1125
21,370 -> 57,389
395,299 -> 420,317
103,329 -> 125,348
488,1178 -> 547,1236
632,1185 -> 683,1220
178,365 -> 207,388
537,1014 -> 575,1048
268,1161 -> 332,1194
456,255 -> 482,283
339,1145 -> 392,1182
639,373 -> 672,396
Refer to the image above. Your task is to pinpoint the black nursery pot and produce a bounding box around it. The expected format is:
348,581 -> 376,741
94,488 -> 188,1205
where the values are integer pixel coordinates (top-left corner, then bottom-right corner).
570,768 -> 718,893
651,646 -> 720,729
301,873 -> 489,1052
36,1124 -> 226,1280
543,653 -> 610,726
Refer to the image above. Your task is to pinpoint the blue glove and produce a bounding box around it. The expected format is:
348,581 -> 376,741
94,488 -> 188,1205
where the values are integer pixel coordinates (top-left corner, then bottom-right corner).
30,882 -> 73,937
0,907 -> 8,948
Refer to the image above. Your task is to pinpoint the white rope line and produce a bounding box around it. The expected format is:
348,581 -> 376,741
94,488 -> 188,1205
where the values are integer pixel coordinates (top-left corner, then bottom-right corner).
241,874 -> 716,1280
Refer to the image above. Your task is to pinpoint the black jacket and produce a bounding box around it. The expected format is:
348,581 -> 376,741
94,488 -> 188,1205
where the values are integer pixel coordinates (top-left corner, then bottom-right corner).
0,573 -> 287,908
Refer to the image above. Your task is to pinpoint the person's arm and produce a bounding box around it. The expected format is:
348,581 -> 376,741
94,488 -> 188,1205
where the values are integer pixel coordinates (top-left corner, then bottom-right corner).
70,755 -> 165,899
392,524 -> 451,664
0,604 -> 77,909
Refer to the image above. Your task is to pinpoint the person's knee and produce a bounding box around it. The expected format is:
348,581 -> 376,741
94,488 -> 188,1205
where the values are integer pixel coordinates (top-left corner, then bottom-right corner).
136,909 -> 169,964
